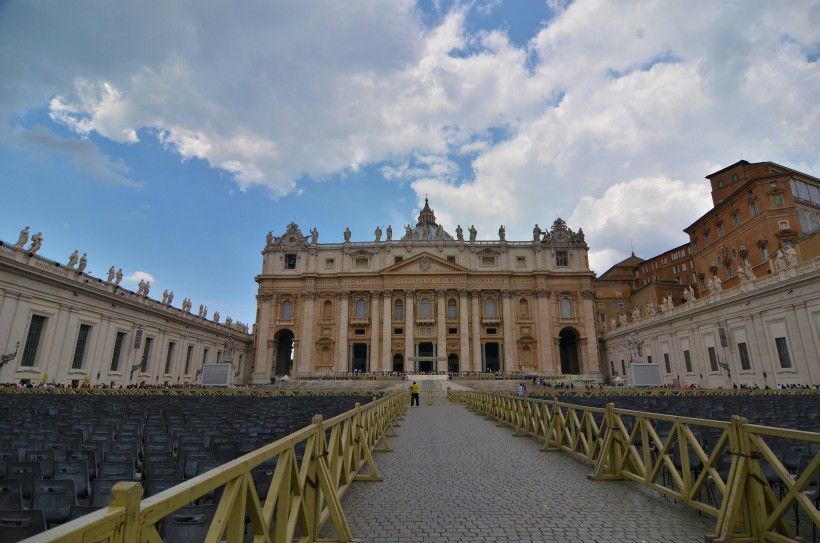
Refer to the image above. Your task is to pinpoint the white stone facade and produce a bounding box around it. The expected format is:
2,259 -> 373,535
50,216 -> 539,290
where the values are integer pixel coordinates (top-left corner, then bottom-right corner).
603,258 -> 820,388
253,200 -> 602,383
0,241 -> 252,387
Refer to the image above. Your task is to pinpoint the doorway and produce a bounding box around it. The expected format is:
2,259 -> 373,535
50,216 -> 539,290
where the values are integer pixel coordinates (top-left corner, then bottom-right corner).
274,329 -> 295,376
484,342 -> 500,372
392,353 -> 404,372
351,343 -> 368,373
447,354 -> 459,373
418,342 -> 434,372
559,328 -> 580,374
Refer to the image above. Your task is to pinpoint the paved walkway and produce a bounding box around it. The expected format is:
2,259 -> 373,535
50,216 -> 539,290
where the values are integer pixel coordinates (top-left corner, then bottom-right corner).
324,380 -> 715,543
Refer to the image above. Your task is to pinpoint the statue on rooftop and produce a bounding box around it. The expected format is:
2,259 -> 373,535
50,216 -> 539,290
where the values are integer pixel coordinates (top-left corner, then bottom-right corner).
784,245 -> 798,267
343,227 -> 351,242
266,231 -> 273,246
66,250 -> 79,269
374,226 -> 382,242
386,225 -> 392,241
14,226 -> 29,248
469,225 -> 477,242
162,290 -> 169,304
498,225 -> 506,242
115,268 -> 123,285
712,275 -> 722,291
166,291 -> 174,305
77,253 -> 87,272
107,266 -> 116,283
533,224 -> 542,242
28,232 -> 42,254
456,225 -> 464,241
405,224 -> 413,240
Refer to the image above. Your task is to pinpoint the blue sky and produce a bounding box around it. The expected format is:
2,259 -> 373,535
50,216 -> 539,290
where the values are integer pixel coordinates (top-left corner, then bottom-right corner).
1,0 -> 819,327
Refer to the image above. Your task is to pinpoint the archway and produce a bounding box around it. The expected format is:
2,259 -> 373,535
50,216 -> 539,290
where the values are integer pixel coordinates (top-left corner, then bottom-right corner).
447,353 -> 459,373
351,343 -> 368,373
559,328 -> 580,374
274,329 -> 295,376
392,353 -> 404,373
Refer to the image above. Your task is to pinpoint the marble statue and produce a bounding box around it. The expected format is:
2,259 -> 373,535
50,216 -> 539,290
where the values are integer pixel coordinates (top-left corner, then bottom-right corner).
683,286 -> 695,303
167,291 -> 174,305
533,224 -> 542,242
737,265 -> 748,282
610,317 -> 617,329
421,223 -> 429,240
436,225 -> 445,240
310,228 -> 319,244
775,250 -> 785,270
137,279 -> 145,294
343,227 -> 351,242
784,245 -> 798,267
266,231 -> 273,245
405,224 -> 413,240
198,304 -> 203,317
498,225 -> 506,241
631,307 -> 641,321
182,298 -> 191,312
115,268 -> 123,285
107,266 -> 116,282
712,275 -> 722,291
386,225 -> 392,241
225,316 -> 233,326
666,293 -> 674,308
744,262 -> 754,280
374,226 -> 382,242
77,253 -> 87,273
647,301 -> 657,315
456,225 -> 464,241
162,290 -> 169,304
469,225 -> 477,242
660,298 -> 668,313
202,306 -> 207,318
66,250 -> 79,269
618,313 -> 628,326
14,226 -> 29,248
706,276 -> 714,292
213,311 -> 220,323
29,232 -> 42,254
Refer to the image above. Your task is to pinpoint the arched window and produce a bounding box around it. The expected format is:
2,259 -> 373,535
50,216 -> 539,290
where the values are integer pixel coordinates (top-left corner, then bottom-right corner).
394,299 -> 404,320
281,300 -> 293,320
447,299 -> 457,319
355,299 -> 367,318
560,298 -> 572,319
484,298 -> 496,317
519,298 -> 529,317
419,297 -> 432,317
322,300 -> 332,319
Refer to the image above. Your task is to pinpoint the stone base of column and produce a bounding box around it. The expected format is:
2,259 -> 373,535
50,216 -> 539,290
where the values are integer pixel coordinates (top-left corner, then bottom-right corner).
252,372 -> 274,385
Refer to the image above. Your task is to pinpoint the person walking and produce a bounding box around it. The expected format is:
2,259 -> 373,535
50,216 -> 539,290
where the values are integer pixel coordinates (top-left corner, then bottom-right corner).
410,381 -> 420,406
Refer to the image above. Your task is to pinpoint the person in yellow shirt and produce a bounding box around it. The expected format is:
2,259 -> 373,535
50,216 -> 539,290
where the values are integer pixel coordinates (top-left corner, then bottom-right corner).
410,381 -> 420,406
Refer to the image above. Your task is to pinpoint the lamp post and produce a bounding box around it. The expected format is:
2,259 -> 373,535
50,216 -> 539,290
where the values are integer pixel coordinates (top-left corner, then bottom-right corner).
0,342 -> 20,367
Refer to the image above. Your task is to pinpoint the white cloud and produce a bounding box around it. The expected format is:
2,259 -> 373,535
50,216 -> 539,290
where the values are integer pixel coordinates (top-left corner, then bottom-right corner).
1,0 -> 819,271
123,271 -> 155,291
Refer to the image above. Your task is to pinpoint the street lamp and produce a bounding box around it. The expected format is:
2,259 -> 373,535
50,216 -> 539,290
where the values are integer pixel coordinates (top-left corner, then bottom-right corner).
0,342 -> 20,367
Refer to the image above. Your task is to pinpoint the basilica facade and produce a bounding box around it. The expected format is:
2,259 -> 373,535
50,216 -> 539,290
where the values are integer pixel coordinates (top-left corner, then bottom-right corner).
252,199 -> 601,383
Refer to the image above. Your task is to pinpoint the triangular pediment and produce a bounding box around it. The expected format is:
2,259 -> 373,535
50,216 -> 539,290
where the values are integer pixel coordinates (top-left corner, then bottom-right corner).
382,252 -> 468,274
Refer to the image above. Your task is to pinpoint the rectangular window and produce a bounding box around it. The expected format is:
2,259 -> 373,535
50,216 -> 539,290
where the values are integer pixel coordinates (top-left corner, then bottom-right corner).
737,342 -> 751,371
707,346 -> 718,372
21,315 -> 47,367
110,332 -> 126,371
555,251 -> 568,267
448,327 -> 457,335
355,257 -> 369,268
164,342 -> 176,374
486,328 -> 497,335
185,346 -> 194,374
325,258 -> 335,270
774,337 -> 792,369
692,239 -> 699,253
71,324 -> 92,370
284,254 -> 297,269
481,256 -> 497,266
447,255 -> 456,263
683,350 -> 693,373
717,224 -> 724,237
646,355 -> 652,364
394,256 -> 403,264
610,361 -> 616,375
621,360 -> 626,375
202,348 -> 209,366
599,313 -> 606,323
778,220 -> 789,229
353,329 -> 365,335
798,208 -> 820,233
393,328 -> 403,335
515,256 -> 526,268
663,353 -> 671,374
705,232 -> 712,245
750,200 -> 759,216
760,245 -> 769,260
732,213 -> 740,226
140,337 -> 153,372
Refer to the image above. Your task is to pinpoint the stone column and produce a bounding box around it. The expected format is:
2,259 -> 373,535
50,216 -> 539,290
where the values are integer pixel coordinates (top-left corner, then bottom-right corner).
536,289 -> 555,374
501,290 -> 515,372
299,292 -> 316,374
436,290 -> 447,372
458,289 -> 470,372
0,293 -> 29,382
51,305 -> 77,384
337,292 -> 349,372
252,293 -> 275,384
90,316 -> 112,386
404,290 -> 415,372
382,290 -> 392,372
580,289 -> 601,377
370,290 -> 381,373
470,290 -> 482,372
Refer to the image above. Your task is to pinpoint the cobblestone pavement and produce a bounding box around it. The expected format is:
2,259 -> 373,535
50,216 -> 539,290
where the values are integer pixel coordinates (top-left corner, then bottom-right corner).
322,382 -> 716,543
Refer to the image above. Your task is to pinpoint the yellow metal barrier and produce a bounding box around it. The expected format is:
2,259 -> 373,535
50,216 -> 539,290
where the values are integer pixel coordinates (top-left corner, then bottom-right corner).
451,390 -> 820,542
25,392 -> 407,543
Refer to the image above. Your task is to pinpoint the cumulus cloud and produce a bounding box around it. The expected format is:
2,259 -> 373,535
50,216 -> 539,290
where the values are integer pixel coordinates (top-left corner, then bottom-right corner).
1,0 -> 819,269
123,271 -> 155,291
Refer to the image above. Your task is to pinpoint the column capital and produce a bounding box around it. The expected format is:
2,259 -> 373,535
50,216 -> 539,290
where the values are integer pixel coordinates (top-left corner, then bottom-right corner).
383,289 -> 393,298
458,289 -> 469,297
501,289 -> 514,298
581,289 -> 595,299
338,291 -> 350,300
369,289 -> 382,298
258,292 -> 275,302
435,289 -> 447,297
303,291 -> 317,301
535,289 -> 551,299
468,289 -> 481,298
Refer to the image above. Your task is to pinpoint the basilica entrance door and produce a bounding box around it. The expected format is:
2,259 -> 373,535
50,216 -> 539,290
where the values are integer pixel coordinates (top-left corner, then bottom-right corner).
447,354 -> 459,373
418,342 -> 434,372
559,328 -> 580,374
392,354 -> 404,372
351,343 -> 368,373
484,342 -> 500,372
